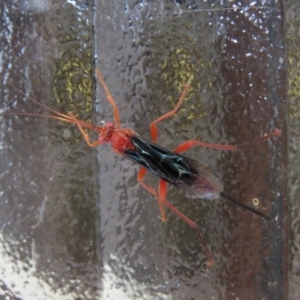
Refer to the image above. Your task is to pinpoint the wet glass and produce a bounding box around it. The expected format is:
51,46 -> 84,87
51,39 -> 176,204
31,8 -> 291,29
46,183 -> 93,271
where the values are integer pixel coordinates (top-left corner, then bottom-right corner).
0,0 -> 291,299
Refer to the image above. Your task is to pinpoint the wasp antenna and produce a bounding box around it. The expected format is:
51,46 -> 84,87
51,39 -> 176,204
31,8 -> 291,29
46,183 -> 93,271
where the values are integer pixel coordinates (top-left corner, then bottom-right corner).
220,192 -> 271,220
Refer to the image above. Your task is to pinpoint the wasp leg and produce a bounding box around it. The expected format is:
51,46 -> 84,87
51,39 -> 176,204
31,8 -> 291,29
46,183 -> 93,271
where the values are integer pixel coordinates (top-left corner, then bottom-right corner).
173,129 -> 281,154
96,68 -> 121,129
149,83 -> 191,143
137,167 -> 167,223
68,112 -> 102,147
158,179 -> 214,267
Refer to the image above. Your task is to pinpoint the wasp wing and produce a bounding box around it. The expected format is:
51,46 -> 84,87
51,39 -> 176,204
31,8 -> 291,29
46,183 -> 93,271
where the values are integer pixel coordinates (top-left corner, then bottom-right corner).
175,157 -> 223,200
123,136 -> 223,200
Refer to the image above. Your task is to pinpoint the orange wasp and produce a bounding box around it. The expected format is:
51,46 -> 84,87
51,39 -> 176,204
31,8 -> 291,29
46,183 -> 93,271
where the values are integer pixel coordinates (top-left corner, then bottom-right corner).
2,69 -> 280,266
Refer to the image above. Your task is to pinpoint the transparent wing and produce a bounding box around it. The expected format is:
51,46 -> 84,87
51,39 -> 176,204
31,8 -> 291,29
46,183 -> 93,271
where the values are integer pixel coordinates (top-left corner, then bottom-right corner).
176,158 -> 223,200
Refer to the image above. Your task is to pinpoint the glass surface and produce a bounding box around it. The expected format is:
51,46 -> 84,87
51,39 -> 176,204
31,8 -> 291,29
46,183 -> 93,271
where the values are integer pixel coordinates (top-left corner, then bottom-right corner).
286,0 -> 300,299
0,0 -> 290,299
95,1 -> 286,299
0,0 -> 97,299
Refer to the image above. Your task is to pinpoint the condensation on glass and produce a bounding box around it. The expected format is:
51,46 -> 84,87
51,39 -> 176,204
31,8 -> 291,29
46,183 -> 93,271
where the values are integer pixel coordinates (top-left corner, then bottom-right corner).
0,0 -> 289,300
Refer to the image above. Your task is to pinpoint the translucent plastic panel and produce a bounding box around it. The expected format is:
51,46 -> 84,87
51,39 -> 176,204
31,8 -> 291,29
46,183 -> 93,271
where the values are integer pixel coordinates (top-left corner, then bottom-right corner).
0,0 -> 287,300
95,1 -> 286,299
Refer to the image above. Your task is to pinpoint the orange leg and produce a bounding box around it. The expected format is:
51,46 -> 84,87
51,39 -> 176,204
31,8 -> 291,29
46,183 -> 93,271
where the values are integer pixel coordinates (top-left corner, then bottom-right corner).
150,83 -> 191,143
174,129 -> 281,153
68,112 -> 102,147
137,168 -> 214,266
145,83 -> 192,224
147,79 -> 280,151
159,179 -> 214,266
95,68 -> 121,129
137,167 -> 167,222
